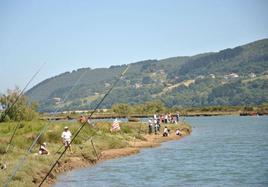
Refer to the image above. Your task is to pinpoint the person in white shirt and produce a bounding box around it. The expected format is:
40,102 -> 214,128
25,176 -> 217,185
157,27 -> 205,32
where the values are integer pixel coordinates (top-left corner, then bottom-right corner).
39,142 -> 49,155
176,129 -> 182,136
163,126 -> 169,137
148,118 -> 153,134
61,126 -> 72,152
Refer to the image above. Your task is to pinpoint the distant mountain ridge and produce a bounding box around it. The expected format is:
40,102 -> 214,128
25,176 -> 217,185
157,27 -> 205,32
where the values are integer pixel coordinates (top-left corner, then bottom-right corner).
26,39 -> 268,112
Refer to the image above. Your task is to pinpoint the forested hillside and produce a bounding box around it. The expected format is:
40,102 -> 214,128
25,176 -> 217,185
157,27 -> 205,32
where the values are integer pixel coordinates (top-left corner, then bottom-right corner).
26,39 -> 268,112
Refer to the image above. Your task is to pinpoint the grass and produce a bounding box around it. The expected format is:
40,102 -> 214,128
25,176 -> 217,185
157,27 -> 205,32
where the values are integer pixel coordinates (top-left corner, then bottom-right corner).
0,119 -> 191,186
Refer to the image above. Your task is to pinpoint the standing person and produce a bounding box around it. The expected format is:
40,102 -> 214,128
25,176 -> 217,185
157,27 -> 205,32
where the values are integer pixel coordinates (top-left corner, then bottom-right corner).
110,118 -> 121,132
172,115 -> 177,124
157,118 -> 161,132
164,114 -> 168,124
154,122 -> 158,135
153,113 -> 157,120
176,112 -> 180,122
160,115 -> 164,123
168,113 -> 172,123
148,118 -> 153,134
153,116 -> 157,132
61,126 -> 72,153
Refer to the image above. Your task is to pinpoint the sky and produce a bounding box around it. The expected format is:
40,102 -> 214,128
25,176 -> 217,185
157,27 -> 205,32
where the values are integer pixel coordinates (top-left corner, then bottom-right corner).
0,0 -> 268,93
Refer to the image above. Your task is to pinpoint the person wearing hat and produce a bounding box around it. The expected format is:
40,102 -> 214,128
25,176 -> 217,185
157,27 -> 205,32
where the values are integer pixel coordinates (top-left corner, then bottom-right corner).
39,142 -> 49,155
61,126 -> 72,153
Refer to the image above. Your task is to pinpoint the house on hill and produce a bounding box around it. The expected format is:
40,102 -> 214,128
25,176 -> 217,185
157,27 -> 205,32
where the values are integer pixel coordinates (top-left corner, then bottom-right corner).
224,73 -> 239,79
209,74 -> 216,79
249,73 -> 256,78
52,97 -> 61,105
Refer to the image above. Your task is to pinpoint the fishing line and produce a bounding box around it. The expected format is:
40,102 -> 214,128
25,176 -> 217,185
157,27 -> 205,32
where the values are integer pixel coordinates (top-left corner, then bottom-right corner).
0,62 -> 46,122
55,122 -> 94,154
38,65 -> 129,186
4,67 -> 89,187
0,123 -> 20,169
0,62 -> 45,169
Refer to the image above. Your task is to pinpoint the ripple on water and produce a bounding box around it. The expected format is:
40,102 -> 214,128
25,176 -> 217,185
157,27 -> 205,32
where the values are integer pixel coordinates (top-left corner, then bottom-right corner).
55,116 -> 268,187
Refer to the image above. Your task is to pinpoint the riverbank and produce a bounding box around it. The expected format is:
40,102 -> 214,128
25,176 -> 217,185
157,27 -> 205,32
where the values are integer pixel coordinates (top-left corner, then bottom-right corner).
55,116 -> 268,187
0,120 -> 191,186
40,105 -> 268,121
46,130 -> 190,186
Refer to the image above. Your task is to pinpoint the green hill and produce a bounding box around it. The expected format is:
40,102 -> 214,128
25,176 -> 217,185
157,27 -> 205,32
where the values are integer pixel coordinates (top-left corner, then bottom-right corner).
26,39 -> 268,112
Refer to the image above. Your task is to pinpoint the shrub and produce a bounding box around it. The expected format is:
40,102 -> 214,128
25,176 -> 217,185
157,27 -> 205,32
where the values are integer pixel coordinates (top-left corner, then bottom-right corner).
0,144 -> 6,154
121,125 -> 133,134
0,88 -> 38,122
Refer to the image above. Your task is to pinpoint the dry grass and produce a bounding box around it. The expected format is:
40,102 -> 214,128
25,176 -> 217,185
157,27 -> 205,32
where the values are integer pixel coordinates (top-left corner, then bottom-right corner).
0,119 -> 191,186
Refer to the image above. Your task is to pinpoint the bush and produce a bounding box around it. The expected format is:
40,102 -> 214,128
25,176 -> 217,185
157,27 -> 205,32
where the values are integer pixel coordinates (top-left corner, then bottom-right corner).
121,125 -> 133,134
46,130 -> 60,143
0,88 -> 38,122
0,144 -> 6,154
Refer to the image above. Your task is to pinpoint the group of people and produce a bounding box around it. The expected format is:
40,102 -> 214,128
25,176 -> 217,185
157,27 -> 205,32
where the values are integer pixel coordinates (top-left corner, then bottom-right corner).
160,112 -> 180,124
148,117 -> 161,134
38,116 -> 121,155
38,113 -> 182,155
38,126 -> 72,155
148,113 -> 182,137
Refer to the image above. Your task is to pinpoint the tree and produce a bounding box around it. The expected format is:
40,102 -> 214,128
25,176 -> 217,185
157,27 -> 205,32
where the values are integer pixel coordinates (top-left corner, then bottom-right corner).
143,100 -> 166,114
0,88 -> 38,122
112,103 -> 131,115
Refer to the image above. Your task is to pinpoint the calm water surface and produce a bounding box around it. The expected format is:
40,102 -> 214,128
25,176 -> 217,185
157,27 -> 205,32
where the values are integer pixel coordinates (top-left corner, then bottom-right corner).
55,116 -> 268,187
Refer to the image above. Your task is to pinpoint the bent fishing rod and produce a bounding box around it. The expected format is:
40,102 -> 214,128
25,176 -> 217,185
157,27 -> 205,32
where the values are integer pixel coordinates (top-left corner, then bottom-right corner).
0,62 -> 45,168
54,121 -> 95,154
3,65 -> 89,187
39,65 -> 130,186
0,62 -> 46,122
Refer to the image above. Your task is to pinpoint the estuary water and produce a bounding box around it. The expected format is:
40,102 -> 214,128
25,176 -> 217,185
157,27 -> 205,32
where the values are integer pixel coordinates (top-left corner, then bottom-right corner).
55,116 -> 268,187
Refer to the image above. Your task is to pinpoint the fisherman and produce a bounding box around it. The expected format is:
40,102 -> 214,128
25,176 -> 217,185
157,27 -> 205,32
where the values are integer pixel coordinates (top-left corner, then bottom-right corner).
148,118 -> 153,134
39,142 -> 49,155
176,112 -> 180,122
157,118 -> 161,132
61,126 -> 72,153
172,115 -> 177,124
163,126 -> 169,137
110,118 -> 121,132
79,115 -> 87,123
164,114 -> 168,123
154,123 -> 158,135
176,129 -> 182,136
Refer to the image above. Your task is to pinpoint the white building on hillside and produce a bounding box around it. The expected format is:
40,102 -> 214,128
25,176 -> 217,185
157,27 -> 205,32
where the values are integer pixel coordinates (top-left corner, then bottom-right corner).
249,72 -> 256,78
224,73 -> 239,79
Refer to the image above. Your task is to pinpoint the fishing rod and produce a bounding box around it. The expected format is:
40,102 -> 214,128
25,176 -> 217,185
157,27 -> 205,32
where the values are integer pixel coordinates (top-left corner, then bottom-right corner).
0,62 -> 46,122
39,65 -> 130,186
0,123 -> 20,169
0,62 -> 45,169
55,121 -> 95,154
3,65 -> 90,187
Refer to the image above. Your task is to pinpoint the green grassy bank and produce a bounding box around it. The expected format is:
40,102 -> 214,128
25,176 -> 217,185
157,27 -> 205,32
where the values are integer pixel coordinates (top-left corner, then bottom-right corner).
0,120 -> 191,186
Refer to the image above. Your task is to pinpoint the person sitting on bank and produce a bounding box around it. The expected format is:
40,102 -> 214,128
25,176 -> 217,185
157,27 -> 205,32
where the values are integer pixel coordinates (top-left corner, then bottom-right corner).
61,126 -> 72,153
79,115 -> 94,126
176,129 -> 182,136
163,126 -> 169,137
79,115 -> 86,123
39,142 -> 49,155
